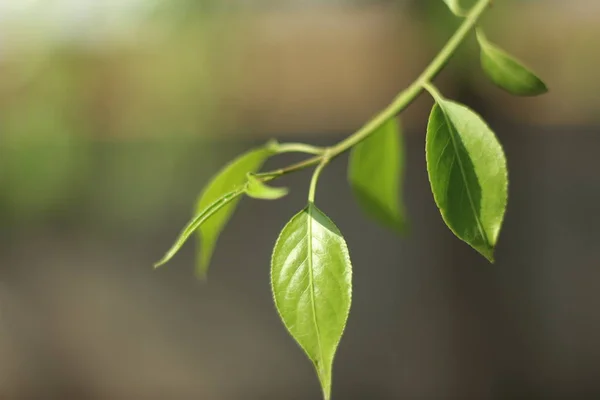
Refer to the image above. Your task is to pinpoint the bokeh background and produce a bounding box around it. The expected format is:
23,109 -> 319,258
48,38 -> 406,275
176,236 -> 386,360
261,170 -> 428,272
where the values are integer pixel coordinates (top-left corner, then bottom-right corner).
1,0 -> 599,398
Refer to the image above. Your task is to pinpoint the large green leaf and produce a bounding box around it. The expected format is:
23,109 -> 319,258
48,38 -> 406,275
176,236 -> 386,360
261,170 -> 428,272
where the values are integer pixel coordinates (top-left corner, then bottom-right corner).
426,95 -> 507,262
271,204 -> 352,400
348,117 -> 406,233
477,29 -> 548,96
195,144 -> 276,276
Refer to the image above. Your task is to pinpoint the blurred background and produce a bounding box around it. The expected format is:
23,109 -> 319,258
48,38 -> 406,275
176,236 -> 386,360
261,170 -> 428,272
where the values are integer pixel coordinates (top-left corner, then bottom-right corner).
1,0 -> 599,398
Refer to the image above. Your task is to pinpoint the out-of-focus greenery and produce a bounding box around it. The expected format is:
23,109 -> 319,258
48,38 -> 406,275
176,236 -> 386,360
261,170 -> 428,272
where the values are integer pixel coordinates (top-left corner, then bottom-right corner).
0,0 -> 597,228
0,1 -> 227,228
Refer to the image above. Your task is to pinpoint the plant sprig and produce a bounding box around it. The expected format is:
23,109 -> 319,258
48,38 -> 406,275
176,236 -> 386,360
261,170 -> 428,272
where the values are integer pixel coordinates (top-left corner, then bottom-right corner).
155,0 -> 547,398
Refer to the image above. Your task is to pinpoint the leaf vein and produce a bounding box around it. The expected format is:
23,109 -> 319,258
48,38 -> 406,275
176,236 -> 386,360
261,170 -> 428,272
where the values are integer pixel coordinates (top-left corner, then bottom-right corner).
440,104 -> 490,249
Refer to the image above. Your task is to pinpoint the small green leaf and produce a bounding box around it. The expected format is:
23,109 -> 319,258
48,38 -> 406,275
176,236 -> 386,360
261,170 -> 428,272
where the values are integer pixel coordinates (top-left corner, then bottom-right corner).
348,117 -> 407,233
271,204 -> 352,400
442,0 -> 465,16
426,92 -> 507,262
195,144 -> 275,276
155,188 -> 245,268
477,29 -> 548,96
246,173 -> 289,200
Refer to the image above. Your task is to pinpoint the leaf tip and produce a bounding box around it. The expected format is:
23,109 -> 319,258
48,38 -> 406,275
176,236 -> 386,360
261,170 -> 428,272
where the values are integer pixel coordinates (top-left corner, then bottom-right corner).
195,269 -> 209,282
266,139 -> 280,153
516,78 -> 548,97
534,81 -> 549,96
153,255 -> 170,269
394,220 -> 410,236
479,246 -> 496,264
196,250 -> 212,279
380,213 -> 409,236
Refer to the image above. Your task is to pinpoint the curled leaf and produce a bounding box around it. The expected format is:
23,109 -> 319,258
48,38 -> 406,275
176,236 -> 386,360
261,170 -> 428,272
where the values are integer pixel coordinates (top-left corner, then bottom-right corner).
246,174 -> 289,200
477,29 -> 548,96
194,144 -> 276,276
271,204 -> 352,400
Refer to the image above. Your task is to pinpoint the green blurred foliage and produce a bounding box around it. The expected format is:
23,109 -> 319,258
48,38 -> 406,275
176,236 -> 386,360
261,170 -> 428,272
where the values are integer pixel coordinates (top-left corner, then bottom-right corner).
0,0 -> 596,229
0,53 -> 91,223
0,4 -> 228,230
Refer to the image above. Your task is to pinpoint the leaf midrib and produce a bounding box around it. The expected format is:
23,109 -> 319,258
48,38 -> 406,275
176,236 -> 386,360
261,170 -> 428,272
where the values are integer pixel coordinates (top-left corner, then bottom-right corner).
306,205 -> 326,388
439,104 -> 491,252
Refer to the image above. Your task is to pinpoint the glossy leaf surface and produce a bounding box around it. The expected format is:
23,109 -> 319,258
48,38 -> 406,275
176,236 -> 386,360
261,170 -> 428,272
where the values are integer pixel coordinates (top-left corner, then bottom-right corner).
477,30 -> 548,96
246,173 -> 289,200
195,145 -> 275,275
271,204 -> 352,400
348,117 -> 406,233
426,96 -> 507,262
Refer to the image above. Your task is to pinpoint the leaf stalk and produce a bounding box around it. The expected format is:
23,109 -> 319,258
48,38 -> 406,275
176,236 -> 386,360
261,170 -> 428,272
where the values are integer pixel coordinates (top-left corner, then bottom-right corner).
308,155 -> 330,203
275,142 -> 326,155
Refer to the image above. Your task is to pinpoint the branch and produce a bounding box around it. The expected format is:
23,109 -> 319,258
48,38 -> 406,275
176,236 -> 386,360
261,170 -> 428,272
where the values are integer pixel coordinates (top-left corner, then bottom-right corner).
259,0 -> 492,180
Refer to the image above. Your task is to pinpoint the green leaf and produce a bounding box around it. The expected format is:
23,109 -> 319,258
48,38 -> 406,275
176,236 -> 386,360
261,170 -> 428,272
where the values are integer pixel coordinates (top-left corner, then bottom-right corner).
426,93 -> 507,262
348,117 -> 407,233
245,173 -> 289,200
194,144 -> 276,276
477,29 -> 548,96
442,0 -> 465,16
271,204 -> 352,400
154,187 -> 245,268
